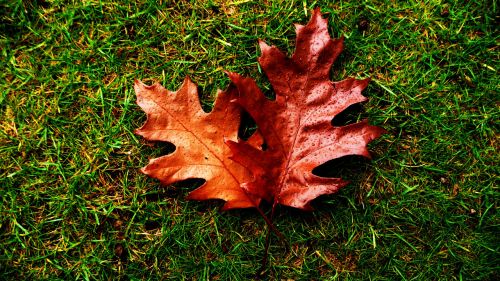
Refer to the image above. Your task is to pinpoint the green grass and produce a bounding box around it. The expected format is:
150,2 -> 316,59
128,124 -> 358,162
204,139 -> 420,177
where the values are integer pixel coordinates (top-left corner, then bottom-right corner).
1,0 -> 498,280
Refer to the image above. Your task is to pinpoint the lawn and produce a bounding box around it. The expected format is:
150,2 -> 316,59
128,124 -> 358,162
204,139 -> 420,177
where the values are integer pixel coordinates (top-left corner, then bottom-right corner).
1,0 -> 498,280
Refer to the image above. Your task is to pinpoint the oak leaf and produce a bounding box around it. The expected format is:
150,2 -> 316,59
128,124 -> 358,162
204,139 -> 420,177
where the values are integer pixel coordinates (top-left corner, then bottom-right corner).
225,8 -> 386,210
135,8 -> 385,212
134,78 -> 261,210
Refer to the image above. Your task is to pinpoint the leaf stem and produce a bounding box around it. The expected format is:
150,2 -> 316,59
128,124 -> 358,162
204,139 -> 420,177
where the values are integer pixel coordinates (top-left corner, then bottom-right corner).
257,200 -> 290,276
254,205 -> 285,242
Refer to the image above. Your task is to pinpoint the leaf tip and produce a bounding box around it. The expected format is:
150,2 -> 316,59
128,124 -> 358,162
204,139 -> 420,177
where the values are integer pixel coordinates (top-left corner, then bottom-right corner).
139,165 -> 148,175
181,76 -> 197,89
337,35 -> 345,47
294,23 -> 304,33
258,39 -> 271,53
374,126 -> 389,138
310,7 -> 326,25
359,120 -> 388,158
133,79 -> 144,92
225,71 -> 243,83
313,7 -> 322,16
362,119 -> 388,137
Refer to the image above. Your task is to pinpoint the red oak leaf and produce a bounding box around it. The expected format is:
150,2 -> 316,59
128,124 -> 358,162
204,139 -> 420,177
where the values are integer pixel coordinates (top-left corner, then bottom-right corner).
225,8 -> 386,210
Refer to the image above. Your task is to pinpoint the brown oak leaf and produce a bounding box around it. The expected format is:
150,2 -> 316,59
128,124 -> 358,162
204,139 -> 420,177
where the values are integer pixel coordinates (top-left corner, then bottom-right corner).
225,8 -> 386,210
134,78 -> 261,210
